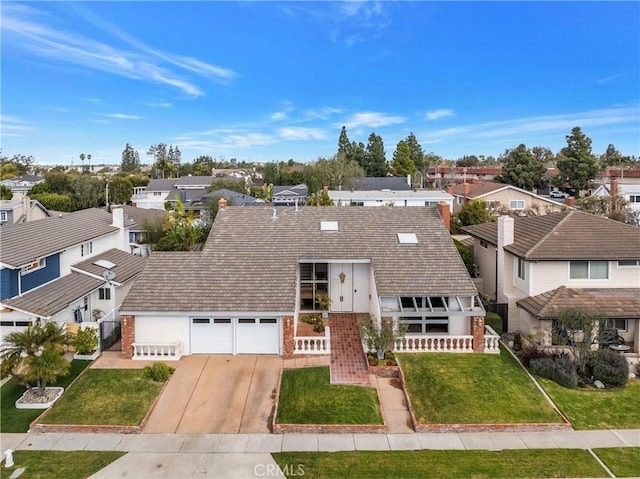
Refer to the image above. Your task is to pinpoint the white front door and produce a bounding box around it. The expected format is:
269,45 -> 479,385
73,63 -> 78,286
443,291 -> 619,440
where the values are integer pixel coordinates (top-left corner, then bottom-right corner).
330,263 -> 353,312
352,263 -> 370,312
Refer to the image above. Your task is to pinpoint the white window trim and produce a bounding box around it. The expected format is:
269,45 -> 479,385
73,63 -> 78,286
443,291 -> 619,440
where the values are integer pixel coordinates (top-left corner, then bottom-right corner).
516,257 -> 526,280
21,258 -> 46,274
617,260 -> 640,268
0,211 -> 7,222
569,260 -> 609,280
509,199 -> 526,210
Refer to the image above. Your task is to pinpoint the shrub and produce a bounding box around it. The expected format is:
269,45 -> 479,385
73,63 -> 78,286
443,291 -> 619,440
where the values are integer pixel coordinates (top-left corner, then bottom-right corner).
586,349 -> 629,388
300,315 -> 324,332
519,345 -> 552,368
71,326 -> 99,355
530,355 -> 578,389
143,362 -> 175,382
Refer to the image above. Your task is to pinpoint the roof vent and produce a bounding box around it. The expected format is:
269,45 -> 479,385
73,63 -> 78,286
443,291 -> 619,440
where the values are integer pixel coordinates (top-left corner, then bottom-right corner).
397,233 -> 418,244
320,221 -> 338,231
94,259 -> 116,269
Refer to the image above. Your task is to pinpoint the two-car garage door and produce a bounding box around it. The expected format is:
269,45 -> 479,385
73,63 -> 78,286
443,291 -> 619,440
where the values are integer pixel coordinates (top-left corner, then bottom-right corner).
190,317 -> 280,355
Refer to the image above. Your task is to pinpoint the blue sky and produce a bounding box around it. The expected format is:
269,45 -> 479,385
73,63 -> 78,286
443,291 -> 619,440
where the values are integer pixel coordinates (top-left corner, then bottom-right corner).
2,1 -> 639,166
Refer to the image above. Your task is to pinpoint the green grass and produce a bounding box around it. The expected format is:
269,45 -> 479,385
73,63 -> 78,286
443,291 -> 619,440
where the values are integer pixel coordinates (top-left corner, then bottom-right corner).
399,347 -> 561,424
593,447 -> 640,478
273,449 -> 607,479
276,367 -> 383,424
484,312 -> 503,334
0,450 -> 125,479
39,369 -> 163,425
538,378 -> 640,429
0,360 -> 91,433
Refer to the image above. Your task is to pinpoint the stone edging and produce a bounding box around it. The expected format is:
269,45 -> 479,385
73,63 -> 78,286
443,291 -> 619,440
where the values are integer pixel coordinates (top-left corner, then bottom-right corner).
271,367 -> 387,434
29,367 -> 172,434
414,422 -> 573,433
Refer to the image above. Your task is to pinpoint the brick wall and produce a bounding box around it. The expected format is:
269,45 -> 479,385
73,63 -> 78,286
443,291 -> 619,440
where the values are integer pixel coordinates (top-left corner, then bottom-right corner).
471,315 -> 485,353
282,315 -> 294,359
121,314 -> 135,359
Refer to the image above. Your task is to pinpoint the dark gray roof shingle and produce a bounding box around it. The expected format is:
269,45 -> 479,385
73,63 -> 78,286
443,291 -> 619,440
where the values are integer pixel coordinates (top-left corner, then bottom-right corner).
121,206 -> 477,313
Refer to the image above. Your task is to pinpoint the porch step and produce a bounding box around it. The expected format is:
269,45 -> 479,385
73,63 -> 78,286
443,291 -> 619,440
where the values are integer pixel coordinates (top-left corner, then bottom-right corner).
328,313 -> 370,386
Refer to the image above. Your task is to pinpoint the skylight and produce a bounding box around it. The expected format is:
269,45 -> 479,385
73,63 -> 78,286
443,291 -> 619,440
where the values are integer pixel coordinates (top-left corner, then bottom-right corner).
320,221 -> 339,231
397,233 -> 418,244
94,259 -> 116,269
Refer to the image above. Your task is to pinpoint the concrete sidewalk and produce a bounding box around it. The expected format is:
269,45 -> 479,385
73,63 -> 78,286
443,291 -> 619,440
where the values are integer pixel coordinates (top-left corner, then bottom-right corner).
2,429 -> 639,454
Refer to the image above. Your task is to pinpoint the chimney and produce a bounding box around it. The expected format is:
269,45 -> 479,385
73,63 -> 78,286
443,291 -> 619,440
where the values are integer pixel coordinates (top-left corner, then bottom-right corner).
217,197 -> 228,210
111,207 -> 126,251
610,178 -> 618,197
446,185 -> 454,195
496,215 -> 514,303
436,201 -> 450,232
564,196 -> 576,208
463,183 -> 471,196
112,207 -> 124,228
407,174 -> 411,186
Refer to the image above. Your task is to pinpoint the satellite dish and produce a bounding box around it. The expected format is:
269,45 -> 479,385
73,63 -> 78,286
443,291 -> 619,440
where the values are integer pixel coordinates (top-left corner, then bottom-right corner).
102,270 -> 116,282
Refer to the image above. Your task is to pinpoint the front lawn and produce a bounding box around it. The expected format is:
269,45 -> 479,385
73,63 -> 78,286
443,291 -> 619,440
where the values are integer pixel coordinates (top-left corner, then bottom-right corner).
399,347 -> 561,424
276,367 -> 383,424
0,359 -> 92,433
0,450 -> 125,479
538,378 -> 640,430
39,369 -> 163,425
273,449 -> 606,479
593,447 -> 640,478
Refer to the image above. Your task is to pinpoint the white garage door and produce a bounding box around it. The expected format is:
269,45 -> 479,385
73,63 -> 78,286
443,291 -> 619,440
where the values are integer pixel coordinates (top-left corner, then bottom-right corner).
190,317 -> 279,355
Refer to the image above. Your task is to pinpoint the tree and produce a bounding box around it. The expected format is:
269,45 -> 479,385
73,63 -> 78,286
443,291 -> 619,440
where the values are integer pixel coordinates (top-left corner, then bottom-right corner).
107,176 -> 133,205
365,133 -> 387,177
337,126 -> 351,159
168,145 -> 182,176
599,144 -> 630,169
30,192 -> 73,211
0,322 -> 70,397
79,153 -> 91,174
451,199 -> 492,234
313,153 -> 365,190
496,144 -> 546,190
0,152 -> 36,175
154,224 -> 207,251
359,314 -> 408,360
121,143 -> 141,172
308,191 -> 334,206
390,140 -> 416,177
70,175 -> 103,210
553,307 -> 604,374
0,184 -> 13,200
405,132 -> 425,175
532,146 -> 555,166
556,127 -> 599,195
456,155 -> 479,167
148,143 -> 171,179
0,161 -> 20,180
192,155 -> 214,176
350,141 -> 366,171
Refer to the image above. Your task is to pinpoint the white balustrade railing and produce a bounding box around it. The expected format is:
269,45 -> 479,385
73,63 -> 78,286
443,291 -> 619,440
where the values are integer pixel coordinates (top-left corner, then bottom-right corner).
394,335 -> 474,353
484,325 -> 501,353
132,341 -> 182,360
294,326 -> 330,354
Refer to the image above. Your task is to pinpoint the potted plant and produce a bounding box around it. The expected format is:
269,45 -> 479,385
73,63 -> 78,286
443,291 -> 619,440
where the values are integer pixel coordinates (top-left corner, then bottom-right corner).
315,293 -> 332,318
71,326 -> 100,360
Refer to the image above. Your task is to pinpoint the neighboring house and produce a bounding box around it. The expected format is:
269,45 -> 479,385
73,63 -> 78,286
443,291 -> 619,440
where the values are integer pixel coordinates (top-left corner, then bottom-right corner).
329,188 -> 454,210
592,179 -> 640,213
0,197 -> 51,224
119,205 -> 166,256
462,212 -> 640,353
272,184 -> 309,206
120,205 -> 489,360
447,181 -> 571,214
351,176 -> 412,191
0,175 -> 44,201
131,176 -> 214,210
0,208 -> 139,340
427,166 -> 502,188
201,189 -> 265,207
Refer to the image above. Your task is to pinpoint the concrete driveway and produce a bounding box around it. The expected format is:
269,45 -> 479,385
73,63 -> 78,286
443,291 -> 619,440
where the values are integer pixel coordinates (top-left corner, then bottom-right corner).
143,355 -> 283,434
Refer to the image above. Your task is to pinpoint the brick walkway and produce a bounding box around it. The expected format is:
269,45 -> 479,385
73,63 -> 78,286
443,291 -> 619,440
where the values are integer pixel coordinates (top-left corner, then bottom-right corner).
329,313 -> 371,386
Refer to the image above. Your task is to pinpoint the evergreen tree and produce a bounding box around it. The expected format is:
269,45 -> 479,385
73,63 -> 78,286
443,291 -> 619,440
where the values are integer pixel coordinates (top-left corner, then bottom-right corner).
351,141 -> 366,170
120,143 -> 140,172
391,140 -> 416,177
497,144 -> 546,190
599,144 -> 630,169
338,126 -> 352,159
405,132 -> 425,174
557,127 -> 599,195
365,133 -> 387,176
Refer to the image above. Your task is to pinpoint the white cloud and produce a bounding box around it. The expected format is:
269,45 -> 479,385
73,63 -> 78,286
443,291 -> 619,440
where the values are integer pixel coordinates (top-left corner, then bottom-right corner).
0,115 -> 34,138
341,111 -> 405,128
147,102 -> 172,108
1,4 -> 236,96
271,111 -> 288,121
279,127 -> 328,141
104,113 -> 142,120
426,109 -> 455,121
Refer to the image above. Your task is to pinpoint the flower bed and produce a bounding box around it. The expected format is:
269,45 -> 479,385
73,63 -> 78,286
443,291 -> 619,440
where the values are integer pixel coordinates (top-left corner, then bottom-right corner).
16,387 -> 64,409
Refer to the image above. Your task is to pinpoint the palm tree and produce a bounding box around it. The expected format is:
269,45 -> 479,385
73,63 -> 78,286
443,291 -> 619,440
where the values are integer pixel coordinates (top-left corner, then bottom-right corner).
0,322 -> 71,396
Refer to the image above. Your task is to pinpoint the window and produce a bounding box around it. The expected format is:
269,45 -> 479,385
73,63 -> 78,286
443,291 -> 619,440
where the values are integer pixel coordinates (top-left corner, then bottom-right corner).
509,200 -> 525,210
569,261 -> 608,279
213,318 -> 231,324
260,318 -> 277,324
517,257 -> 526,280
629,195 -> 640,203
480,240 -> 488,248
98,287 -> 111,300
299,263 -> 329,310
618,260 -> 640,267
400,317 -> 449,334
606,319 -> 628,332
81,241 -> 93,257
0,211 -> 7,222
192,318 -> 210,324
238,318 -> 255,324
153,191 -> 163,196
21,258 -> 45,274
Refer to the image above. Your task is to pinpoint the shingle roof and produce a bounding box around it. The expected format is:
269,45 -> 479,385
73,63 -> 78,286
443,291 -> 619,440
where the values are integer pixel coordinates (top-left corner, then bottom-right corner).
462,211 -> 640,260
72,248 -> 146,284
145,179 -> 176,191
3,272 -> 103,318
203,189 -> 264,206
351,177 -> 411,191
121,206 -> 477,313
120,205 -> 165,231
517,287 -> 640,320
0,208 -> 121,268
449,182 -> 508,198
174,176 -> 214,187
